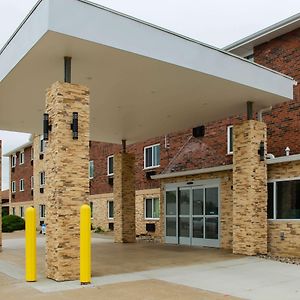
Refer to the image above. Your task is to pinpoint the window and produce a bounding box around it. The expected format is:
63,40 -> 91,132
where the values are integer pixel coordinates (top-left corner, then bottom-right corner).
107,155 -> 114,176
40,135 -> 45,153
90,202 -> 93,218
145,197 -> 160,219
31,147 -> 34,161
144,144 -> 160,169
19,150 -> 25,165
39,204 -> 46,218
19,179 -> 25,192
227,125 -> 233,154
31,176 -> 34,190
12,181 -> 16,193
108,200 -> 114,219
89,160 -> 94,179
12,207 -> 15,215
20,206 -> 24,218
40,171 -> 46,187
12,154 -> 17,168
268,179 -> 300,219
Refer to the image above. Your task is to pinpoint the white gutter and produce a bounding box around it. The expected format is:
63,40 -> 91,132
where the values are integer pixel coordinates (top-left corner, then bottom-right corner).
266,154 -> 300,165
151,164 -> 233,180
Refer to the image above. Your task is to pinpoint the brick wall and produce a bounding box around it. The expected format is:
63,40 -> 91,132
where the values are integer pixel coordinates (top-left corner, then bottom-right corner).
10,146 -> 33,204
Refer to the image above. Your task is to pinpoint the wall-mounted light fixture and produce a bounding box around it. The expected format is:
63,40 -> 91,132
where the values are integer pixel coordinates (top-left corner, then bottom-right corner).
71,112 -> 79,140
43,113 -> 52,141
258,141 -> 265,161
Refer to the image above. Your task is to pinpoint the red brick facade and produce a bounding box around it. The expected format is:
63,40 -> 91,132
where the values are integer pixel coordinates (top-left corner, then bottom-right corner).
10,146 -> 33,203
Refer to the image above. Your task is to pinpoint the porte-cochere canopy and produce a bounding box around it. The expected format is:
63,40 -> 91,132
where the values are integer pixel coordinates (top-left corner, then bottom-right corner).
0,0 -> 295,144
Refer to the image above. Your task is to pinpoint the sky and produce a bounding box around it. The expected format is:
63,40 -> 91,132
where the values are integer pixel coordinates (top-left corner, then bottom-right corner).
0,0 -> 300,190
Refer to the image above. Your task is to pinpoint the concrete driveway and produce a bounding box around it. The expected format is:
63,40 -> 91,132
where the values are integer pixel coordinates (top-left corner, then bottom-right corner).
1,231 -> 300,300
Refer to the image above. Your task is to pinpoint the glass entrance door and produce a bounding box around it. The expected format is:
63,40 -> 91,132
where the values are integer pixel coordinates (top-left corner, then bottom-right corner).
165,183 -> 220,247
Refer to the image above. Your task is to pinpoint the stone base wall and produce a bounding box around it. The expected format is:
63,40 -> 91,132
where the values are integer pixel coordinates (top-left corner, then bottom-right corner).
9,201 -> 34,218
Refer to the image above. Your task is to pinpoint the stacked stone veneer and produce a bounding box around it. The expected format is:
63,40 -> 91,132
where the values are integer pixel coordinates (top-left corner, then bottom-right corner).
114,153 -> 136,243
45,82 -> 90,281
267,161 -> 300,257
232,120 -> 267,255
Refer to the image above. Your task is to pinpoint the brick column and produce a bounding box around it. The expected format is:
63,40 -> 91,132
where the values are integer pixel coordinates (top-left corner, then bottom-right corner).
114,152 -> 136,243
232,120 -> 267,255
45,82 -> 90,281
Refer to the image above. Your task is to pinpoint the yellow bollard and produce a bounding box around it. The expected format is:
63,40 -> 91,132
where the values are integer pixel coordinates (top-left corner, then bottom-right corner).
80,204 -> 91,284
25,207 -> 37,282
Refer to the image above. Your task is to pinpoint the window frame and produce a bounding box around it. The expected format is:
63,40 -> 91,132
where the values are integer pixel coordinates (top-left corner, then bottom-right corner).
268,177 -> 300,221
12,181 -> 16,193
144,143 -> 160,169
20,206 -> 24,218
31,147 -> 34,161
40,171 -> 46,187
40,135 -> 45,153
89,160 -> 94,179
107,155 -> 114,176
31,176 -> 34,190
12,207 -> 16,215
39,204 -> 46,219
19,150 -> 25,165
144,197 -> 160,220
227,125 -> 233,155
19,179 -> 25,192
11,154 -> 17,168
107,200 -> 114,219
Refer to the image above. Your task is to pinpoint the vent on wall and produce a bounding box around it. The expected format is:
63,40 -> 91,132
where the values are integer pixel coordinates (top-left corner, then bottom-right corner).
146,223 -> 156,232
192,125 -> 205,138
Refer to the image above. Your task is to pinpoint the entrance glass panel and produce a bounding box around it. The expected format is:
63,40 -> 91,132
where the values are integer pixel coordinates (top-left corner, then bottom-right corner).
165,182 -> 220,247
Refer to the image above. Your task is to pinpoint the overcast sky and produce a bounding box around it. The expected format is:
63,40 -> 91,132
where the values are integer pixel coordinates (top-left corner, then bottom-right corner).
0,0 -> 300,190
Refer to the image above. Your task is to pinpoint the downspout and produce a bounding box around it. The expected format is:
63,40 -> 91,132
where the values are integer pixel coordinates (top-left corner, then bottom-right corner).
257,106 -> 272,122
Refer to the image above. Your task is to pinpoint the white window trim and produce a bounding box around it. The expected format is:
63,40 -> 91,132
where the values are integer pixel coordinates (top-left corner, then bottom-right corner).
11,181 -> 16,193
107,200 -> 114,220
39,204 -> 46,219
227,125 -> 233,155
12,154 -> 17,168
31,147 -> 34,161
107,155 -> 114,176
144,197 -> 160,220
89,160 -> 94,179
144,143 -> 160,170
19,179 -> 25,192
20,206 -> 24,218
40,135 -> 45,154
12,207 -> 16,215
19,150 -> 25,165
268,177 -> 300,221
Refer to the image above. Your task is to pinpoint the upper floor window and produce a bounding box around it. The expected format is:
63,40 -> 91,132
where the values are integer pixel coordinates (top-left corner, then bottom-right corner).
107,155 -> 114,176
40,171 -> 46,187
108,200 -> 114,219
268,179 -> 300,220
144,144 -> 160,169
89,160 -> 94,179
11,181 -> 16,193
19,150 -> 25,165
145,197 -> 160,219
227,125 -> 233,155
20,179 -> 25,192
12,154 -> 17,168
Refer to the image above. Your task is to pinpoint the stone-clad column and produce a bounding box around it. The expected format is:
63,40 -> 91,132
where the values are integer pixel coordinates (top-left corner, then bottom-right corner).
114,153 -> 136,243
45,81 -> 90,281
232,120 -> 267,255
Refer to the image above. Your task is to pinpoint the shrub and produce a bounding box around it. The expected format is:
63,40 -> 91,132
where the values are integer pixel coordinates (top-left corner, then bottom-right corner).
2,215 -> 25,233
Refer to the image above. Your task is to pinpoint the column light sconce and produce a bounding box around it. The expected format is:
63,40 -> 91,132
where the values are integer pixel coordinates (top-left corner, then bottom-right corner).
71,112 -> 79,140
